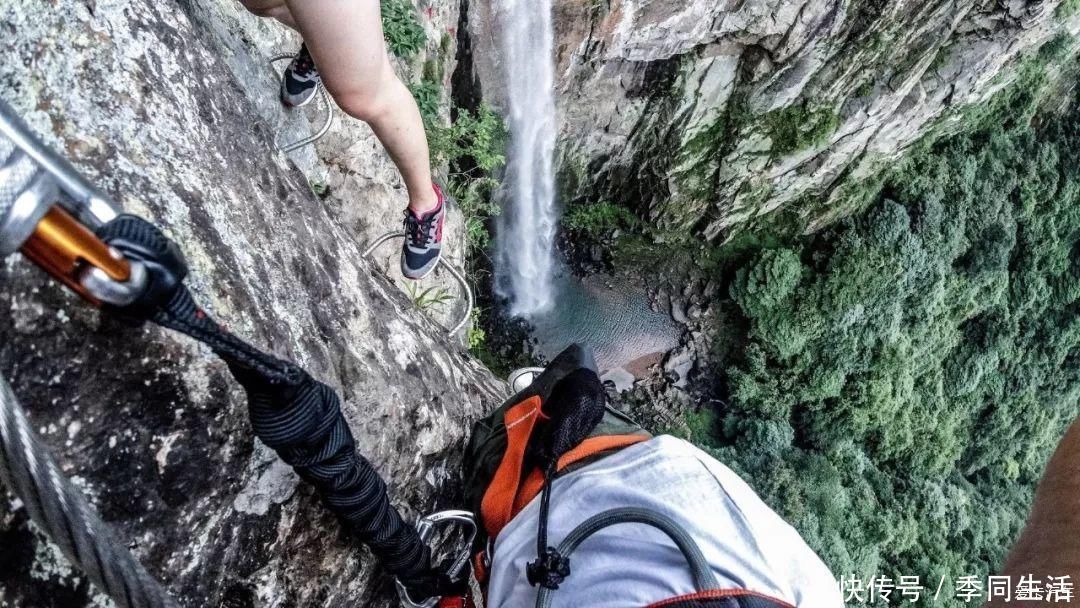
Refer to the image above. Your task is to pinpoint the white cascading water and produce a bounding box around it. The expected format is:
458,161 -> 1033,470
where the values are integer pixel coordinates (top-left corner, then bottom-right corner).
493,0 -> 558,317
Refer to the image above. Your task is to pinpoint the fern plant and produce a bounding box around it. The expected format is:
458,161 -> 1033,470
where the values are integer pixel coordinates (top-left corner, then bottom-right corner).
404,282 -> 454,312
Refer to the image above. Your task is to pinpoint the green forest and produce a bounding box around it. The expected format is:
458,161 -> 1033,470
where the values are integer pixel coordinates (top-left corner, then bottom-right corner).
683,73 -> 1080,590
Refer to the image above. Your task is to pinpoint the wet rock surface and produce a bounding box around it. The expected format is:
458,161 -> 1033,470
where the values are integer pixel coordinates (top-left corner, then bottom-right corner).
0,1 -> 503,606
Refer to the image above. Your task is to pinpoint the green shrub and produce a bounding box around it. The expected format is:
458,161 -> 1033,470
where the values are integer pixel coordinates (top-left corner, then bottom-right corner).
407,70 -> 508,255
422,58 -> 443,84
409,79 -> 442,127
730,248 -> 803,319
763,104 -> 840,155
1056,0 -> 1080,19
1038,32 -> 1074,63
562,201 -> 638,236
429,105 -> 507,171
381,0 -> 426,58
663,407 -> 721,446
429,105 -> 508,253
466,311 -> 487,352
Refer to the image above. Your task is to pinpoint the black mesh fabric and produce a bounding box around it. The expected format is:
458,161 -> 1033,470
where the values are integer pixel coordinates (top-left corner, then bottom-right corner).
526,367 -> 608,590
527,368 -> 607,465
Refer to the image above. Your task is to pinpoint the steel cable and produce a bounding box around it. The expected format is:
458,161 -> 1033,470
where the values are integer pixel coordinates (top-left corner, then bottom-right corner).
269,54 -> 334,153
360,231 -> 474,336
0,374 -> 179,608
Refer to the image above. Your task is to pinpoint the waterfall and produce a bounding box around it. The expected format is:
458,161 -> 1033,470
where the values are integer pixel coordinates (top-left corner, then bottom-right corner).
493,0 -> 558,317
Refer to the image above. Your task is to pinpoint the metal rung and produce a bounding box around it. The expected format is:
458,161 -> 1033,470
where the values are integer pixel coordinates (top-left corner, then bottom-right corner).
269,54 -> 334,153
362,231 -> 474,337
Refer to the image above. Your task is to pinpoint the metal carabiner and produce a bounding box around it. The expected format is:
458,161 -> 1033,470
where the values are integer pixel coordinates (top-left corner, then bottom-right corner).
0,99 -> 118,228
396,510 -> 478,608
0,98 -> 147,306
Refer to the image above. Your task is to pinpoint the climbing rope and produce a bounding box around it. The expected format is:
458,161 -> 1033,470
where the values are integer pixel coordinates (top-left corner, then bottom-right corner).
361,231 -> 474,336
99,215 -> 438,585
270,54 -> 334,153
0,374 -> 178,608
0,99 -> 465,606
0,99 -> 177,607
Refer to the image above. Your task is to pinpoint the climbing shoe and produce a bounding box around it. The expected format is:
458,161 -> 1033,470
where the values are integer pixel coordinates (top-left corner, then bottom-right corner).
400,184 -> 447,280
280,43 -> 321,107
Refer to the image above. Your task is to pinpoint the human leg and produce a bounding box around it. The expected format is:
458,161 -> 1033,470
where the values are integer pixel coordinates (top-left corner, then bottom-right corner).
238,0 -> 298,29
282,0 -> 438,214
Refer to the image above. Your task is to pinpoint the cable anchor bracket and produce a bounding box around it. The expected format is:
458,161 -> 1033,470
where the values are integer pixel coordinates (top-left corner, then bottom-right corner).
396,510 -> 478,608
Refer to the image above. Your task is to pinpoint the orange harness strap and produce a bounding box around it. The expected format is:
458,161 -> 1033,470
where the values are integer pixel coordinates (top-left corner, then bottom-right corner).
479,396 -> 545,539
479,396 -> 649,541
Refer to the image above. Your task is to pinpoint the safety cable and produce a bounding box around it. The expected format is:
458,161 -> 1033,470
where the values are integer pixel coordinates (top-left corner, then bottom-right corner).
0,213 -> 444,606
0,374 -> 178,608
270,54 -> 334,153
360,231 -> 474,337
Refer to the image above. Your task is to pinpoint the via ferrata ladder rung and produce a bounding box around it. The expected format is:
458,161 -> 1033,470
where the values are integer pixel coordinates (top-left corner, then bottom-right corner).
269,53 -> 334,153
362,231 -> 474,337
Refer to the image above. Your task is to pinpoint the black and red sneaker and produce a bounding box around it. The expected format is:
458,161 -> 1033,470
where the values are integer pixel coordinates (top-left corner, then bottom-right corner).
280,43 -> 321,107
400,184 -> 447,280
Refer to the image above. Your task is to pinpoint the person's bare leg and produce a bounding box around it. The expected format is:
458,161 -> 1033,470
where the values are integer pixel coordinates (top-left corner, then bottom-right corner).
238,0 -> 298,30
985,416 -> 1079,607
283,0 -> 438,213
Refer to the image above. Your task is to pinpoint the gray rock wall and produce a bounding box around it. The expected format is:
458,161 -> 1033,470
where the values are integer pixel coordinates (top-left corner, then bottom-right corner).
467,0 -> 1080,238
0,0 -> 504,606
179,0 -> 471,331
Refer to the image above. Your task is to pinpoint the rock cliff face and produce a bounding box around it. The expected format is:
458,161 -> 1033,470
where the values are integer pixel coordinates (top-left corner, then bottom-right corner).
466,0 -> 1080,238
180,0 -> 470,331
0,1 -> 503,606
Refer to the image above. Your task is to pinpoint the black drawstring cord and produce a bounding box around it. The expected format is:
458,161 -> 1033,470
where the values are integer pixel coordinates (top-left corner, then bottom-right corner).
536,460 -> 556,558
526,459 -> 570,589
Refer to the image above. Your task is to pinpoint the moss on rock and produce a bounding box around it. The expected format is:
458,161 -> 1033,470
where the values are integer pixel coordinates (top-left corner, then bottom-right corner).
762,104 -> 841,156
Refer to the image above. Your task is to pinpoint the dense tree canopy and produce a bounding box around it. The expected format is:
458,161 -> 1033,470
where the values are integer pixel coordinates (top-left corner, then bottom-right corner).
697,86 -> 1080,595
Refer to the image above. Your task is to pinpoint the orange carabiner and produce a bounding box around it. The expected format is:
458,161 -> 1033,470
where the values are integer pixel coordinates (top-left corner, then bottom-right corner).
19,205 -> 131,305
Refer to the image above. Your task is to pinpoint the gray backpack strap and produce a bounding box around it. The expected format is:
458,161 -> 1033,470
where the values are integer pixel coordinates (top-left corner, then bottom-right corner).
535,507 -> 718,608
